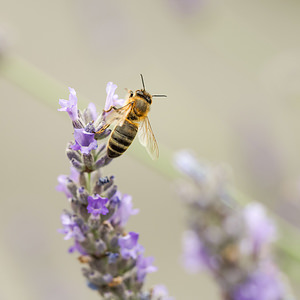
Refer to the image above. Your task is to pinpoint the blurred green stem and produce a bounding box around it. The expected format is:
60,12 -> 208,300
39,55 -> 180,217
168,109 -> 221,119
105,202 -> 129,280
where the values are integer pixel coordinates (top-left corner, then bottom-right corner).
1,54 -> 300,266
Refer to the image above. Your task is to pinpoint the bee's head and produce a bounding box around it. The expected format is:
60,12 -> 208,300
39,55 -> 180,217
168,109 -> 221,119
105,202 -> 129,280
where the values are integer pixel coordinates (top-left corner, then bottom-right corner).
135,89 -> 152,104
127,74 -> 166,104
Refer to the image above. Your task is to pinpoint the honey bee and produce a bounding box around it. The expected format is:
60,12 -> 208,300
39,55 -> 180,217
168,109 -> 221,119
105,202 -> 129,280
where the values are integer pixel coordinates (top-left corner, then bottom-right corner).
97,75 -> 166,159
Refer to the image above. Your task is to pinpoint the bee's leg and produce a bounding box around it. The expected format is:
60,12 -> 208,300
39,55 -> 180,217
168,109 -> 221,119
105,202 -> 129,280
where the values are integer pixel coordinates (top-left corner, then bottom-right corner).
104,106 -> 118,113
95,123 -> 110,134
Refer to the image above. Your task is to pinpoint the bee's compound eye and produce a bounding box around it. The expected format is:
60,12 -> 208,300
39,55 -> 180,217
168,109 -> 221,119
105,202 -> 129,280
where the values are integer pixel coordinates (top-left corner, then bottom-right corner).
130,91 -> 134,97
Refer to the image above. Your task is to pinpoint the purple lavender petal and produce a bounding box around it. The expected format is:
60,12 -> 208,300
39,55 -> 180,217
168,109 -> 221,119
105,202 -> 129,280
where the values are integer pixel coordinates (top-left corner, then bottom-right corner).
59,212 -> 86,242
70,128 -> 98,154
56,167 -> 80,198
56,175 -> 72,198
118,232 -> 144,259
104,82 -> 125,111
58,87 -> 78,121
119,232 -> 139,249
73,128 -> 95,146
69,240 -> 87,255
87,195 -> 109,217
136,255 -> 157,282
110,193 -> 139,227
69,166 -> 80,183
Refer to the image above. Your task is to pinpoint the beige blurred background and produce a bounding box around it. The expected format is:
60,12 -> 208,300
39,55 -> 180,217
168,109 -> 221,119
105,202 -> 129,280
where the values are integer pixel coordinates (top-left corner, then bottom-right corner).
1,0 -> 300,299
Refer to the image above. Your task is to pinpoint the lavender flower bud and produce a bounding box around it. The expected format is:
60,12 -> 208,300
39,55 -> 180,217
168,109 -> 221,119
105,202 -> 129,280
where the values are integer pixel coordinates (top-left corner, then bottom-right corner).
102,176 -> 115,191
74,109 -> 85,128
78,204 -> 90,221
95,239 -> 107,254
104,185 -> 118,200
85,122 -> 95,133
79,172 -> 86,186
78,187 -> 89,205
82,269 -> 112,286
82,153 -> 94,171
66,147 -> 82,163
66,179 -> 78,198
94,155 -> 112,169
82,103 -> 97,125
71,158 -> 85,172
93,176 -> 113,195
70,198 -> 80,213
94,143 -> 106,157
94,128 -> 112,140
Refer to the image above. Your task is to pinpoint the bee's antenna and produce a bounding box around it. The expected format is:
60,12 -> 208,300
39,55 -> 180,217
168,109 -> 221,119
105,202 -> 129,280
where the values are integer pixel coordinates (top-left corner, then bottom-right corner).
152,94 -> 167,98
140,74 -> 146,90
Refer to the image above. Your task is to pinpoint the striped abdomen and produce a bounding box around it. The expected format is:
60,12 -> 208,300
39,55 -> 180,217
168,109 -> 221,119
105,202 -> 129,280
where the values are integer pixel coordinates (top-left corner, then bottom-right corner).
107,119 -> 138,158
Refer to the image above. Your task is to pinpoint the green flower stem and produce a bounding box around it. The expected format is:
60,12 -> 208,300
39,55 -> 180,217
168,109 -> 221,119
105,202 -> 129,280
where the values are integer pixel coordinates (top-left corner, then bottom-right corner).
87,172 -> 91,194
1,53 -> 300,266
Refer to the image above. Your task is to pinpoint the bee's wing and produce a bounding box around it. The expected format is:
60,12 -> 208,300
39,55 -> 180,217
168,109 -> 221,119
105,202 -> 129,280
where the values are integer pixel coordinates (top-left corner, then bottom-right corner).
138,116 -> 159,160
96,103 -> 133,134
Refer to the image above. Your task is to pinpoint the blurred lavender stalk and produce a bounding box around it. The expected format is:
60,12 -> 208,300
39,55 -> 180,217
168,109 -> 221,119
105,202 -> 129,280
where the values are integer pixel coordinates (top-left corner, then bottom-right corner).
57,83 -> 172,300
174,150 -> 294,300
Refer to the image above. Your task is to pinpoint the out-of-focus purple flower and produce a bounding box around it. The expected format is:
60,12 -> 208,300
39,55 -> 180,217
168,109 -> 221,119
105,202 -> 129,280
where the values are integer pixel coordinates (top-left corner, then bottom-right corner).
70,128 -> 98,154
182,230 -> 216,273
174,150 -> 205,182
69,240 -> 87,255
136,255 -> 157,283
242,203 -> 277,255
56,175 -> 73,198
58,212 -> 87,242
58,87 -> 78,121
56,167 -> 79,198
152,285 -> 174,300
104,82 -> 125,111
118,231 -> 144,259
110,192 -> 139,227
233,268 -> 283,300
87,195 -> 109,217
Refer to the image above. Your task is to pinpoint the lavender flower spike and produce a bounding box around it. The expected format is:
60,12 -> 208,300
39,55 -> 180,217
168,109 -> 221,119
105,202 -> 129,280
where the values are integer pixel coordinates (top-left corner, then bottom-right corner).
174,150 -> 293,300
57,84 -> 171,300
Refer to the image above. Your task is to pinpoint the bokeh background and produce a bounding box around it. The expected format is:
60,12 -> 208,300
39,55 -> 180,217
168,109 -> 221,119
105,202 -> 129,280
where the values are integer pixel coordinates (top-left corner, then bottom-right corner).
1,0 -> 300,299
